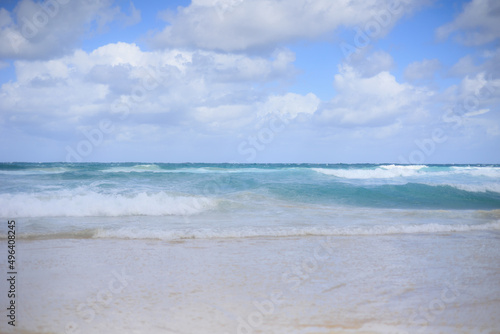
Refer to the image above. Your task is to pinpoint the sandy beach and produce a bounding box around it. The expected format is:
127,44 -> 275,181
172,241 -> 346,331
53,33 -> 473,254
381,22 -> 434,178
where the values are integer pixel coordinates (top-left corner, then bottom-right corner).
1,231 -> 499,334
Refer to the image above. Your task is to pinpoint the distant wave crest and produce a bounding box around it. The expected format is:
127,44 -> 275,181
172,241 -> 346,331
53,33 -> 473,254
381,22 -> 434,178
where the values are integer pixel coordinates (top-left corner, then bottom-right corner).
312,165 -> 427,179
313,165 -> 500,179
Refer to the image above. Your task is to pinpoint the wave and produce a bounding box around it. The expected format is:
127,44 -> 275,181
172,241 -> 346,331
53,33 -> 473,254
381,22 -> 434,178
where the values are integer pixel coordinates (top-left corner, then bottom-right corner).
313,165 -> 500,179
2,182 -> 497,218
0,167 -> 70,175
102,164 -> 164,173
450,166 -> 500,178
5,221 -> 500,241
0,191 -> 216,217
266,181 -> 500,210
1,163 -> 499,213
101,165 -> 284,174
312,165 -> 427,179
2,163 -> 499,178
431,183 -> 500,194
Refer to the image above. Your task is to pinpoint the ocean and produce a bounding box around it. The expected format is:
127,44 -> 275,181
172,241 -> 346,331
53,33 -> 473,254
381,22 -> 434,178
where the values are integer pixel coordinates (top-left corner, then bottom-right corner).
0,163 -> 499,333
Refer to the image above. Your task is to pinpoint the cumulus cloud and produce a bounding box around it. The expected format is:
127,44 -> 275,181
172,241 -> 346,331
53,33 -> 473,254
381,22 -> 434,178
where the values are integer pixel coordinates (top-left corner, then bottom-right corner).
404,58 -> 441,82
0,0 -> 141,60
1,0 -> 497,163
456,72 -> 500,101
316,64 -> 433,126
257,92 -> 320,121
436,0 -> 500,46
449,47 -> 500,79
0,42 -> 304,144
451,72 -> 500,119
149,0 -> 421,52
448,55 -> 479,77
439,71 -> 500,144
348,50 -> 395,78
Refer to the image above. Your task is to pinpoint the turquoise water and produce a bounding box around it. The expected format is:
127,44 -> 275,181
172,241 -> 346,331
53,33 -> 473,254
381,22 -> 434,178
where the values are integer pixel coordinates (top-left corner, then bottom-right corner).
1,163 -> 499,239
1,163 -> 500,334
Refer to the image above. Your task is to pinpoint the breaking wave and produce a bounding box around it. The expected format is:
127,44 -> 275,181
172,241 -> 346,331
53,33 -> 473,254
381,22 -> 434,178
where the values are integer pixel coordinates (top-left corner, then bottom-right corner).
0,191 -> 216,217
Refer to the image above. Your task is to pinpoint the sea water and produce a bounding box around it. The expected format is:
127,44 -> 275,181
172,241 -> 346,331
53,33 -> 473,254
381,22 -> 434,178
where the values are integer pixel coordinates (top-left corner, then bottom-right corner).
0,163 -> 499,333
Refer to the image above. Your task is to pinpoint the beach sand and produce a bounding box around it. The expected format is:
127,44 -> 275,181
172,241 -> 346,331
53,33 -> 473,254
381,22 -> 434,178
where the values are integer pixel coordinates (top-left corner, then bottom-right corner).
1,232 -> 499,334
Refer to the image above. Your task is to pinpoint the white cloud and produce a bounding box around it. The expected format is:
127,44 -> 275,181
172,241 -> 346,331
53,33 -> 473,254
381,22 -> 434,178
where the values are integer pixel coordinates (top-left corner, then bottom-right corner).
149,0 -> 421,52
448,47 -> 500,79
124,1 -> 141,26
439,71 -> 500,143
1,1 -> 497,163
448,55 -> 479,77
258,93 -> 320,121
436,0 -> 500,46
0,0 -> 140,60
317,64 -> 433,126
464,108 -> 489,117
404,58 -> 441,82
0,42 -> 303,144
457,72 -> 500,101
348,50 -> 395,78
193,104 -> 254,131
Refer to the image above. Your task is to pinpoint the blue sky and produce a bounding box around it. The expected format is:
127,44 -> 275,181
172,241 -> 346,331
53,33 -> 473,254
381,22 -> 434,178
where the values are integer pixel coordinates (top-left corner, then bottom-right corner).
0,0 -> 499,163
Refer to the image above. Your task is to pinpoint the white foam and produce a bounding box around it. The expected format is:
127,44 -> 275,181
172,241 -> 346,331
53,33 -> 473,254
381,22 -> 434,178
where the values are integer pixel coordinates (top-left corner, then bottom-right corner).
312,165 -> 425,179
101,165 -> 281,174
450,166 -> 500,178
0,191 -> 216,217
0,167 -> 70,175
313,165 -> 500,180
380,164 -> 427,170
91,221 -> 500,241
103,164 -> 164,173
4,221 -> 499,241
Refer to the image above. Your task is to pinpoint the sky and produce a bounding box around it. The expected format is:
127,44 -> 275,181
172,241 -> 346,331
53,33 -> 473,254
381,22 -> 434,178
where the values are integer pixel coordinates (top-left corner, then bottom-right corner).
0,0 -> 499,163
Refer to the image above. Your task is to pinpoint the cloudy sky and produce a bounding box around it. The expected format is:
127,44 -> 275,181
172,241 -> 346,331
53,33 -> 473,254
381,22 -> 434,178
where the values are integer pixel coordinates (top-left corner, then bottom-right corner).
0,0 -> 499,163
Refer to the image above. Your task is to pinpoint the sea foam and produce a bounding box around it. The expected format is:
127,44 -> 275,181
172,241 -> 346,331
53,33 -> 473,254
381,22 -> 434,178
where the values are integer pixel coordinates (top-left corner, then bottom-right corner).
0,191 -> 216,217
6,221 -> 498,241
312,165 -> 426,179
